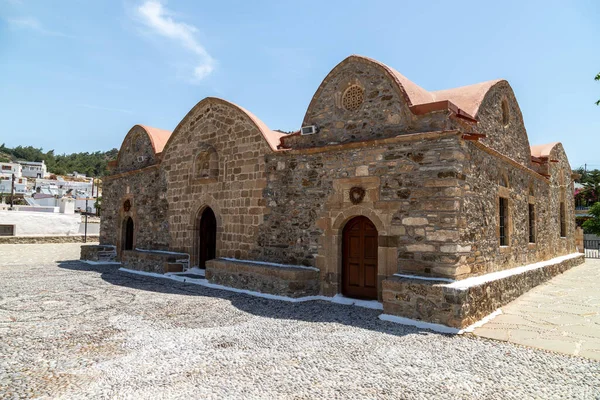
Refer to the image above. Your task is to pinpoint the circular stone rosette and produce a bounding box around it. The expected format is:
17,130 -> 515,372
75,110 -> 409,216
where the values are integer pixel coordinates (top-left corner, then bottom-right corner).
349,186 -> 366,204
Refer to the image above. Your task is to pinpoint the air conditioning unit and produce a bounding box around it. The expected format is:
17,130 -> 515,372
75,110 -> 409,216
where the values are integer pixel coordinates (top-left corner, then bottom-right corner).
137,156 -> 145,162
300,125 -> 318,135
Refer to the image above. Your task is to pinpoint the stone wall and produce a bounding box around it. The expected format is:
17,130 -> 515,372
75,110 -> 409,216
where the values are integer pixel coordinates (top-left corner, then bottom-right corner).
80,244 -> 116,261
458,141 -> 576,278
0,235 -> 99,244
382,253 -> 584,328
160,98 -> 273,265
260,132 -> 469,296
100,166 -> 170,253
206,258 -> 320,298
121,249 -> 189,274
475,81 -> 533,168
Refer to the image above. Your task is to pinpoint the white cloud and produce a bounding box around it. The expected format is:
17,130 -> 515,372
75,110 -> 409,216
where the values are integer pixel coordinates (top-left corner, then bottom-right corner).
135,0 -> 215,81
7,17 -> 68,37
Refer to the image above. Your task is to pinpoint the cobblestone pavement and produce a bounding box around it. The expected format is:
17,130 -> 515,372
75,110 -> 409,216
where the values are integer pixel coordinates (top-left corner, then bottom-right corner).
1,244 -> 599,399
473,258 -> 600,360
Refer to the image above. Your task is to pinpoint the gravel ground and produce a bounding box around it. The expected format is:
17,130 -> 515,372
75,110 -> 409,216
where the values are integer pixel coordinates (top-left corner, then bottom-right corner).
0,244 -> 599,399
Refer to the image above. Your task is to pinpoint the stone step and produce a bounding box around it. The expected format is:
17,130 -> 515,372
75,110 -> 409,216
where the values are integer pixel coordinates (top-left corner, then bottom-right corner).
164,263 -> 184,273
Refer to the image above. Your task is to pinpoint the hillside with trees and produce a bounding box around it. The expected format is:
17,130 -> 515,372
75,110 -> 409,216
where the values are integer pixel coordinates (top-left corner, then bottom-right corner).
0,143 -> 118,177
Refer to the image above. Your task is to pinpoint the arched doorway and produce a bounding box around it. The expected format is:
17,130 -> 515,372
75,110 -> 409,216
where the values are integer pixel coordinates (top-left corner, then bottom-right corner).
123,217 -> 134,251
342,216 -> 378,300
196,207 -> 217,269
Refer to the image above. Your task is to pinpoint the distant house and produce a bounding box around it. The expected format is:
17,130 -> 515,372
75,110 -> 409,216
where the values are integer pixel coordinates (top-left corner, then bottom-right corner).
0,162 -> 27,194
18,160 -> 48,179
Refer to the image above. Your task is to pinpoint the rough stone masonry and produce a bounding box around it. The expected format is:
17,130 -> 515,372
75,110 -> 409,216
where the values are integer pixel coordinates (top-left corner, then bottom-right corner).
92,54 -> 583,328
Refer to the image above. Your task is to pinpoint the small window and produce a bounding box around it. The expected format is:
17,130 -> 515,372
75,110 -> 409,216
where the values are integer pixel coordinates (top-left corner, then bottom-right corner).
528,204 -> 535,243
501,99 -> 510,126
1,165 -> 11,171
499,197 -> 509,246
0,225 -> 15,236
560,202 -> 566,237
342,85 -> 364,112
499,173 -> 509,188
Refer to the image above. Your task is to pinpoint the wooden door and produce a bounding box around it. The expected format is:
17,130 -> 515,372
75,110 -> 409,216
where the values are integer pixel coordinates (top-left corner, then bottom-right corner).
198,207 -> 217,269
342,216 -> 378,300
124,217 -> 134,251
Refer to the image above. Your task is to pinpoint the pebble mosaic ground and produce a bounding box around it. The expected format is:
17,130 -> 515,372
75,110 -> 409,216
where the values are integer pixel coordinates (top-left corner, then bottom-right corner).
1,244 -> 599,399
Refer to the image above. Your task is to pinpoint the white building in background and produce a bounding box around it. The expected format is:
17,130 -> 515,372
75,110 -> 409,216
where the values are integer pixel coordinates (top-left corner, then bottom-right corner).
35,177 -> 95,198
18,160 -> 48,178
1,162 -> 22,178
0,162 -> 28,194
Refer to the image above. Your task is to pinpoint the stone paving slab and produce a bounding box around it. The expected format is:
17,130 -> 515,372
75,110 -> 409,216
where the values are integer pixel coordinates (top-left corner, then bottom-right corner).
473,258 -> 600,360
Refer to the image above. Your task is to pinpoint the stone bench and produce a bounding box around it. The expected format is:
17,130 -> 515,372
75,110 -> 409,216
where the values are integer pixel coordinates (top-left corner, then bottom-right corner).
80,244 -> 117,262
121,249 -> 189,274
382,253 -> 585,329
206,258 -> 320,298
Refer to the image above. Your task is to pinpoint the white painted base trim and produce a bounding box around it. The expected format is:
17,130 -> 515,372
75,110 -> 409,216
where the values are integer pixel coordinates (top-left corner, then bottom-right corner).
444,253 -> 582,290
167,267 -> 206,277
378,314 -> 460,334
220,257 -> 320,272
81,260 -> 121,265
378,308 -> 504,335
118,268 -> 383,310
393,274 -> 455,283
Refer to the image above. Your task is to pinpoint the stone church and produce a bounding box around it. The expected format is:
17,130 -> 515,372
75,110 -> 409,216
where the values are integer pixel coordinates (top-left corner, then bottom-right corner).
95,55 -> 583,328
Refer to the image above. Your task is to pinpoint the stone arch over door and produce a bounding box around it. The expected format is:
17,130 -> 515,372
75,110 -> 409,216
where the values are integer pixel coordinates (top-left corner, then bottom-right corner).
188,195 -> 223,267
123,217 -> 134,251
194,207 -> 217,269
117,195 -> 137,258
316,206 -> 395,300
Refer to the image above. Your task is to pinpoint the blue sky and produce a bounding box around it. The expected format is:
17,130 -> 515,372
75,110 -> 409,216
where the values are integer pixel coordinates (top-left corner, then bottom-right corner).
1,0 -> 599,169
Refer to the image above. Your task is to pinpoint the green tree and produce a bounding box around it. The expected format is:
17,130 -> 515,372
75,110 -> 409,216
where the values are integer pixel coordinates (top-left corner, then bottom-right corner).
583,202 -> 600,234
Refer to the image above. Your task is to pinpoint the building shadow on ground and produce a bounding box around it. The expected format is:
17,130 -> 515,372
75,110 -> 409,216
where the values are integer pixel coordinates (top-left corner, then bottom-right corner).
57,260 -> 442,338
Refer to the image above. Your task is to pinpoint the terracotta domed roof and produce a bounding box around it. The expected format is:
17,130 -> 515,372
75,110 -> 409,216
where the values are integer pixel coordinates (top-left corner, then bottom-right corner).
138,125 -> 172,155
222,100 -> 286,151
431,80 -> 503,118
330,55 -> 505,121
530,142 -> 559,159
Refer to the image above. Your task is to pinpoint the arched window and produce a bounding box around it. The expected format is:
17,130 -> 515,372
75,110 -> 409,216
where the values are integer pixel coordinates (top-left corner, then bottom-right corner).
499,173 -> 509,188
194,147 -> 218,180
501,98 -> 510,127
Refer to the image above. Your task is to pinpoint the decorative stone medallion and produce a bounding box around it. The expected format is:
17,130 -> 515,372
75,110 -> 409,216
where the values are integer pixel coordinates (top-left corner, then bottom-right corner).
123,199 -> 131,212
342,85 -> 364,112
349,186 -> 366,204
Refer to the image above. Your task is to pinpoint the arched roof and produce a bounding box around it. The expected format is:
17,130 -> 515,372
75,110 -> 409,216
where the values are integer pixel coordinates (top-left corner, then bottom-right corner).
531,142 -> 560,159
305,55 -> 506,121
431,80 -> 504,118
138,125 -> 172,155
115,124 -> 172,167
162,97 -> 286,154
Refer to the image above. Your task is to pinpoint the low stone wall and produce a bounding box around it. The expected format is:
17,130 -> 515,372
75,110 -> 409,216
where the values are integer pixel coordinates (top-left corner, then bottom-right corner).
383,253 -> 585,328
206,258 -> 320,298
80,244 -> 117,262
121,250 -> 190,274
0,235 -> 99,244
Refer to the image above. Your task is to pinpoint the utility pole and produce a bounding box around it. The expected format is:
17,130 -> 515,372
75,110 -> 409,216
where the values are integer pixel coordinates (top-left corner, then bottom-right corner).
84,197 -> 88,243
9,173 -> 15,210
